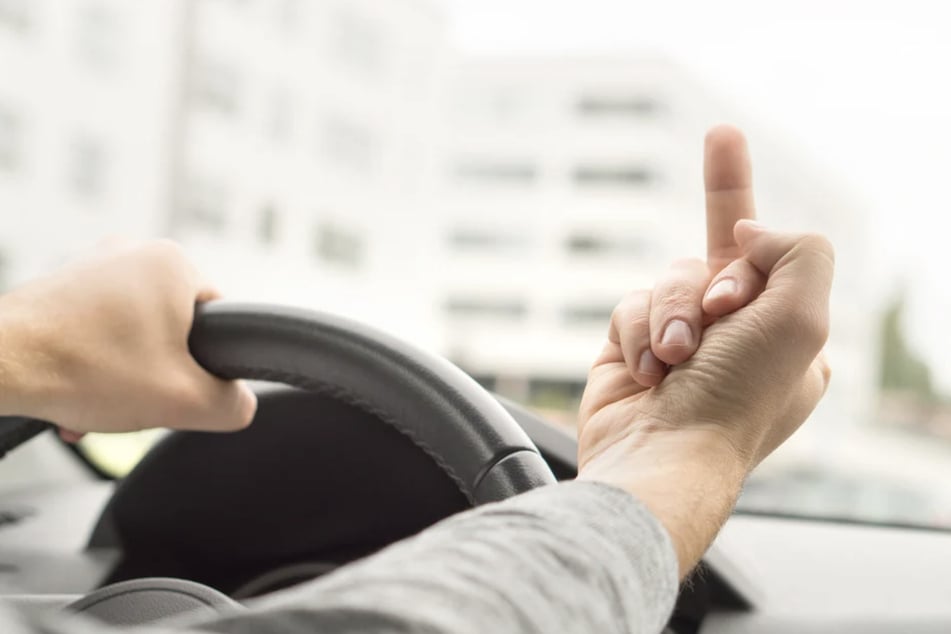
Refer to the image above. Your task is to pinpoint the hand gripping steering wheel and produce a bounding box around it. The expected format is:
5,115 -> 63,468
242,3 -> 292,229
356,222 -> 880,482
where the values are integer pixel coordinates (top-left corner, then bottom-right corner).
0,301 -> 556,503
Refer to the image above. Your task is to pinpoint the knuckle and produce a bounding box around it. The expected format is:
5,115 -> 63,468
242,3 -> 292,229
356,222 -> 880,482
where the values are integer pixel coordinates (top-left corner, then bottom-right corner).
658,278 -> 697,300
612,290 -> 650,324
625,311 -> 651,336
798,233 -> 835,265
653,281 -> 699,315
145,238 -> 187,264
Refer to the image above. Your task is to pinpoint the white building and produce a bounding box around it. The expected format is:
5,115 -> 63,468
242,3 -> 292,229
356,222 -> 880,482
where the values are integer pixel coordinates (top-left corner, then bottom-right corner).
173,0 -> 448,346
0,0 -> 448,346
434,56 -> 877,438
0,3 -> 876,452
0,0 -> 181,281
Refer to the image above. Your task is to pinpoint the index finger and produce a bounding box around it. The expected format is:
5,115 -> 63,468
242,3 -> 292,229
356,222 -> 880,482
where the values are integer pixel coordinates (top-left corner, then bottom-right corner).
705,125 -> 756,274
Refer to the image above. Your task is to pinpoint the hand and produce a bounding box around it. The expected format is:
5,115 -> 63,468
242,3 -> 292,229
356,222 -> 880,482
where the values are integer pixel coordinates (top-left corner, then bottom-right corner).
0,239 -> 258,436
576,127 -> 834,577
623,125 -> 768,386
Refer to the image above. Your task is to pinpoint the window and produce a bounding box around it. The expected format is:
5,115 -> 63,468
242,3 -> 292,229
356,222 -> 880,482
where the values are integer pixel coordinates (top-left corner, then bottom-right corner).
577,96 -> 662,118
180,177 -> 228,232
0,0 -> 31,33
192,61 -> 241,115
0,106 -> 22,171
67,136 -> 107,199
450,87 -> 536,127
320,116 -> 376,172
448,230 -> 527,253
565,233 -> 650,258
453,161 -> 538,186
258,205 -> 279,245
445,298 -> 527,320
561,304 -> 614,326
479,91 -> 532,125
315,223 -> 363,268
329,10 -> 385,76
573,165 -> 655,187
75,4 -> 120,69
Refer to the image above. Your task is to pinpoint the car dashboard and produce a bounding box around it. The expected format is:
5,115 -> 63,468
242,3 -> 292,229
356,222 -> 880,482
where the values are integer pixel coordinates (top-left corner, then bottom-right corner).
1,390 -> 951,633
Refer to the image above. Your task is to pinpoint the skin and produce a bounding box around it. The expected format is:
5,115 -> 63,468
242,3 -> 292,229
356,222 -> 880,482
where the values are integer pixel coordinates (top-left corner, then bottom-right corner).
621,125 -> 768,385
578,125 -> 834,578
0,239 -> 257,435
0,126 -> 833,586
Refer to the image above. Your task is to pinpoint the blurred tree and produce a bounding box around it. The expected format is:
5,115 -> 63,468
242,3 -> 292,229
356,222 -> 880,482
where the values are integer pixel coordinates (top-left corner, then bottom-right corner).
880,295 -> 934,400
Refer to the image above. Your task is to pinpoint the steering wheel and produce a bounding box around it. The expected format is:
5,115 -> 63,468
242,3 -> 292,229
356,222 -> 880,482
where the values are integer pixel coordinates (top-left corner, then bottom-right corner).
0,301 -> 555,501
0,302 -> 556,625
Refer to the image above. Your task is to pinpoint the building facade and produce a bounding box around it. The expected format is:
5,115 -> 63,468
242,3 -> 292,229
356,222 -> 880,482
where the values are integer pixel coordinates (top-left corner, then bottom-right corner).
0,0 -> 180,282
0,4 -> 876,455
0,0 -> 447,346
173,0 -> 448,346
435,57 -> 877,439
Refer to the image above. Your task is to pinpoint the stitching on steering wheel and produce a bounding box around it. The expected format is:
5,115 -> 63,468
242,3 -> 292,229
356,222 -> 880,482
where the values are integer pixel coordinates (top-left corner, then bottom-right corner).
222,366 -> 476,506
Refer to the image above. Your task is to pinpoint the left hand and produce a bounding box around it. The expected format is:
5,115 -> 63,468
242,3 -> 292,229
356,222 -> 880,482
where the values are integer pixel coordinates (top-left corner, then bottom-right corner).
0,239 -> 257,437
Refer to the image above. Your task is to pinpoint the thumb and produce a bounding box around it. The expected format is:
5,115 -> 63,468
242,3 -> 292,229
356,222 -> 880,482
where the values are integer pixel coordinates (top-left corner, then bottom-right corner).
734,220 -> 835,364
180,367 -> 259,432
204,379 -> 258,431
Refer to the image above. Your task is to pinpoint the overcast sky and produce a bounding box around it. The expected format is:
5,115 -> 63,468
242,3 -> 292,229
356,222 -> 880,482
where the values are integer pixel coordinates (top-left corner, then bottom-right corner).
449,0 -> 951,391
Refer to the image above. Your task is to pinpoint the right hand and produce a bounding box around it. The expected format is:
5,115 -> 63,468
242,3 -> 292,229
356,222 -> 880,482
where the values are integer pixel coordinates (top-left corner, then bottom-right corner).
576,127 -> 834,576
579,221 -> 833,473
628,125 -> 770,386
581,125 -> 833,470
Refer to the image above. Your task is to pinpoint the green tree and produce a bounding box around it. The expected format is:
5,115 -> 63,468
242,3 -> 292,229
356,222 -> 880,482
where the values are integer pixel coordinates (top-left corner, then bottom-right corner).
879,295 -> 934,400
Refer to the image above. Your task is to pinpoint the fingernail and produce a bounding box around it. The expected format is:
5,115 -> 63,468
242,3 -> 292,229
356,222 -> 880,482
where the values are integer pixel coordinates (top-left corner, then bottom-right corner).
705,278 -> 738,303
661,319 -> 693,348
638,349 -> 666,376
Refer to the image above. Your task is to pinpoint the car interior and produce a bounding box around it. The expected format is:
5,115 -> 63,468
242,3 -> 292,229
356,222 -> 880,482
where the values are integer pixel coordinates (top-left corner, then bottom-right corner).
2,302 -> 951,633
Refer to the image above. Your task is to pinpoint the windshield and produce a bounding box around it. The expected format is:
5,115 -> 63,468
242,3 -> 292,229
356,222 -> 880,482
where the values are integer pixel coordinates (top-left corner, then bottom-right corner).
1,0 -> 948,528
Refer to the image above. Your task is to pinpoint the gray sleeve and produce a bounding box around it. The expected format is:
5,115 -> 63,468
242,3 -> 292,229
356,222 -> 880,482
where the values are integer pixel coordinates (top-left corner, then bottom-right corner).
18,480 -> 679,634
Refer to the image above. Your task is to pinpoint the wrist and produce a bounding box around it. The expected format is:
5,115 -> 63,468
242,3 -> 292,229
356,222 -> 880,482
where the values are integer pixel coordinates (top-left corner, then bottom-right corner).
578,426 -> 748,578
0,293 -> 62,419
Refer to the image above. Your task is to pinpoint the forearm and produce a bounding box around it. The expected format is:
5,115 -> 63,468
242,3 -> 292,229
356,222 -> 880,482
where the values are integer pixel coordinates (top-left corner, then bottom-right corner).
578,427 -> 747,578
188,481 -> 680,634
22,460 -> 724,634
24,481 -> 681,634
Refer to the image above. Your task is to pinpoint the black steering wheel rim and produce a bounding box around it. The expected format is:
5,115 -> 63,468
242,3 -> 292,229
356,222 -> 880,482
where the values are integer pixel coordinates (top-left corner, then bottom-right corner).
0,301 -> 555,504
